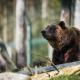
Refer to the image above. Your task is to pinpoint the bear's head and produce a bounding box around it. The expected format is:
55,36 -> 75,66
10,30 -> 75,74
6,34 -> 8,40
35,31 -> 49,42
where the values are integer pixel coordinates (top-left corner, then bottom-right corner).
41,21 -> 70,50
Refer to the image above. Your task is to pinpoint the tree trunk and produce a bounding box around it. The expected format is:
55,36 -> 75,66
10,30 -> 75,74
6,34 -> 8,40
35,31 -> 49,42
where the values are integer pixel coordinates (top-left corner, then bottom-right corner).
15,0 -> 26,68
42,0 -> 53,61
3,1 -> 8,43
42,0 -> 47,18
60,0 -> 72,26
74,0 -> 80,29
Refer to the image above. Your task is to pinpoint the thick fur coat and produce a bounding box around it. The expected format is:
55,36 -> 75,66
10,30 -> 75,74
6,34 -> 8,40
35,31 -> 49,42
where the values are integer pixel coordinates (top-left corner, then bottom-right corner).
41,21 -> 80,64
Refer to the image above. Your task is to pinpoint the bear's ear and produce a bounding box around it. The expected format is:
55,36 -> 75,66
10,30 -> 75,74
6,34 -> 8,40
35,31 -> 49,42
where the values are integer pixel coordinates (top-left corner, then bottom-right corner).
58,21 -> 66,29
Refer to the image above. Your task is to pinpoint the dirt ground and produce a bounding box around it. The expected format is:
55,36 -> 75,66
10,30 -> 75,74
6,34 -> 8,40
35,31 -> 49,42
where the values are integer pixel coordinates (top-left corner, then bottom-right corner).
31,65 -> 80,80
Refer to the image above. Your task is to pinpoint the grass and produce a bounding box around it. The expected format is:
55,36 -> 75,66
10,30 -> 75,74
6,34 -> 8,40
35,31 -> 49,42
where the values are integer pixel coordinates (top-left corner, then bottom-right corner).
49,74 -> 80,80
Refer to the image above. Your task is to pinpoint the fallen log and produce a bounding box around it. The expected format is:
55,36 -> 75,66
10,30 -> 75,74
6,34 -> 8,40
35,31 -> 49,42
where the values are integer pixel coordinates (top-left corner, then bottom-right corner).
0,61 -> 79,80
0,72 -> 31,80
18,61 -> 80,75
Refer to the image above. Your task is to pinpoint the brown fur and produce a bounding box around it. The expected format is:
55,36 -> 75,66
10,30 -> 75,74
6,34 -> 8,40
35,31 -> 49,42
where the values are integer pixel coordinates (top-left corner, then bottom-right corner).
41,21 -> 80,64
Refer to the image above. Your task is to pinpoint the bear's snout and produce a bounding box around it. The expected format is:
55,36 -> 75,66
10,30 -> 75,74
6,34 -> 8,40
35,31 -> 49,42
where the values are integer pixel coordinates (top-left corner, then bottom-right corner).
41,30 -> 47,38
41,30 -> 46,34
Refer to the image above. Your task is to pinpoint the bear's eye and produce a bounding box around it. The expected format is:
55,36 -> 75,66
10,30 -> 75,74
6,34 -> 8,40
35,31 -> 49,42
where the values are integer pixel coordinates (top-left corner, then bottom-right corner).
50,26 -> 56,32
49,27 -> 54,33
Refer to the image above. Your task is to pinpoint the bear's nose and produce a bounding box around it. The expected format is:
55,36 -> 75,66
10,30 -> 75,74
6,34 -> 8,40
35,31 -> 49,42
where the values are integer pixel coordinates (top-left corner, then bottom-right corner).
41,30 -> 46,34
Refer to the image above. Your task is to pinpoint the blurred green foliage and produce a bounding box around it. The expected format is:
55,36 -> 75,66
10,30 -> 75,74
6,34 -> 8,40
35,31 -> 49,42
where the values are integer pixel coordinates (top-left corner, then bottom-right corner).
28,0 -> 61,38
32,43 -> 48,63
29,0 -> 61,65
0,0 -> 61,66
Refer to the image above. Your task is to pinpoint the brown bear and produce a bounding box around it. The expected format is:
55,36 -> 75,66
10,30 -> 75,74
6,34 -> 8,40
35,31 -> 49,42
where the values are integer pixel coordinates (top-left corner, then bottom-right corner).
41,21 -> 80,65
